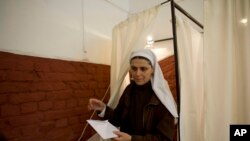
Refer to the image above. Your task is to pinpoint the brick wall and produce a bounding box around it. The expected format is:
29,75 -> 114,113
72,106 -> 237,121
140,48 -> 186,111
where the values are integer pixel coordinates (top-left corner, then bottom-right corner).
0,51 -> 176,141
159,55 -> 177,102
0,51 -> 110,141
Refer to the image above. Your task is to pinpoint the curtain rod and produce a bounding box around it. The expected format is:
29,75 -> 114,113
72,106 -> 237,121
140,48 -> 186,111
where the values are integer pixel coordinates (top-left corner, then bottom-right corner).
174,2 -> 203,29
154,37 -> 173,43
161,0 -> 203,29
161,0 -> 171,5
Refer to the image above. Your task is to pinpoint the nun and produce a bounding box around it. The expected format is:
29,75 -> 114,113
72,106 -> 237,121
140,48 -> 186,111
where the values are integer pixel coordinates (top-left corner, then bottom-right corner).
88,49 -> 178,141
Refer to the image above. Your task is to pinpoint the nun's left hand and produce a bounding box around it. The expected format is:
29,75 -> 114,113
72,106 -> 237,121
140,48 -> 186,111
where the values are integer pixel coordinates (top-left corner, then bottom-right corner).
112,131 -> 131,141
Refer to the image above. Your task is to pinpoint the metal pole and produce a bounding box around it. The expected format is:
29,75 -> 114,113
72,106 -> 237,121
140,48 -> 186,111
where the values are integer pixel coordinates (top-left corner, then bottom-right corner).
174,2 -> 203,29
170,0 -> 181,141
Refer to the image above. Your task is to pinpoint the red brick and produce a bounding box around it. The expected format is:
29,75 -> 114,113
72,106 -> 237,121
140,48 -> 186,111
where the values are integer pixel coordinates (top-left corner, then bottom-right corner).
93,74 -> 103,82
21,102 -> 38,113
70,107 -> 88,116
55,118 -> 68,127
80,114 -> 93,123
70,124 -> 84,134
65,81 -> 82,89
68,116 -> 80,125
87,74 -> 95,81
12,134 -> 46,141
0,82 -> 31,93
80,89 -> 95,98
74,74 -> 89,81
46,127 -> 71,141
97,82 -> 109,89
0,118 -> 9,129
54,101 -> 66,110
88,81 -> 98,89
20,124 -> 40,136
47,90 -> 72,100
51,82 -> 68,90
66,99 -> 77,108
39,121 -> 55,134
44,110 -> 71,120
38,101 -> 53,111
94,89 -> 107,99
1,104 -> 20,117
86,64 -> 96,74
0,57 -> 16,70
77,98 -> 88,106
7,113 -> 44,126
102,75 -> 110,82
41,72 -> 77,81
34,59 -> 51,72
71,63 -> 88,73
15,57 -> 34,71
67,133 -> 79,141
96,65 -> 110,75
79,82 -> 89,89
5,71 -> 39,81
49,60 -> 75,73
0,94 -> 7,104
0,81 -> 67,93
1,127 -> 22,139
29,82 -> 56,91
0,70 -> 6,81
9,92 -> 46,104
83,126 -> 98,140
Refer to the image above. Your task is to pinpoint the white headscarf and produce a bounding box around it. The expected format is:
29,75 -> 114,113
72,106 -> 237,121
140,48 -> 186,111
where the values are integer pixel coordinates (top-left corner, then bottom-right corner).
130,49 -> 178,118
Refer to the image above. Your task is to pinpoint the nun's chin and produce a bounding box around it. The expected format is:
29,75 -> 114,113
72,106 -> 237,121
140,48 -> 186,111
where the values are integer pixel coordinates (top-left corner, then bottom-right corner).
134,80 -> 150,86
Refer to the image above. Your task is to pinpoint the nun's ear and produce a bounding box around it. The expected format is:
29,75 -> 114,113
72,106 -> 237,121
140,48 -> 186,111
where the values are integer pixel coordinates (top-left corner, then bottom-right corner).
151,70 -> 154,75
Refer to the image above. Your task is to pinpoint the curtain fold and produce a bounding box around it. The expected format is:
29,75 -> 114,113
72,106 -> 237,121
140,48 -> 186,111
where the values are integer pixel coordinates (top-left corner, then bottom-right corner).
176,17 -> 204,141
108,6 -> 160,108
204,0 -> 250,141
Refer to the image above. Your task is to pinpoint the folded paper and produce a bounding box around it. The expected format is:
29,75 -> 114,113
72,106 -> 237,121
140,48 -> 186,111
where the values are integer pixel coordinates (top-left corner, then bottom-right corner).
87,119 -> 119,139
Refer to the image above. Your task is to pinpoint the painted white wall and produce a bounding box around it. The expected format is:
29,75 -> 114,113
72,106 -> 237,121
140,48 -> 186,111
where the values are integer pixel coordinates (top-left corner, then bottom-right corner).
83,0 -> 128,65
0,0 -> 87,61
0,0 -> 128,65
151,40 -> 174,61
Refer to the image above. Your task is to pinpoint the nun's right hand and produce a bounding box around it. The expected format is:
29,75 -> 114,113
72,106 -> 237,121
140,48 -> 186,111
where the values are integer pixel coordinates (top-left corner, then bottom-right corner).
88,98 -> 105,111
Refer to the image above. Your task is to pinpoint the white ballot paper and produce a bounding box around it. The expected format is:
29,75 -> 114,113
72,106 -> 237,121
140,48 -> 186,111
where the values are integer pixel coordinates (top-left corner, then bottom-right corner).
87,119 -> 119,139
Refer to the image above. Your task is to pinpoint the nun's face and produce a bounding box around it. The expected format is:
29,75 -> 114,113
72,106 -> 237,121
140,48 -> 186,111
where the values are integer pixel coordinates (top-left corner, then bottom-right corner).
129,58 -> 154,85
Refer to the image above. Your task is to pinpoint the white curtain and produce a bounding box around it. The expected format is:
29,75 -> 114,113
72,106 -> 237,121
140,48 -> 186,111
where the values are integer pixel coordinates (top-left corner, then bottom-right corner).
108,6 -> 160,108
204,0 -> 250,141
176,17 -> 204,141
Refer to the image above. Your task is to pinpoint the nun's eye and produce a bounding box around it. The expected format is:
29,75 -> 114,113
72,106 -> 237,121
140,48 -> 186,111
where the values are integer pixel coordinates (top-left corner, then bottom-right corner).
131,66 -> 137,71
140,67 -> 148,72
